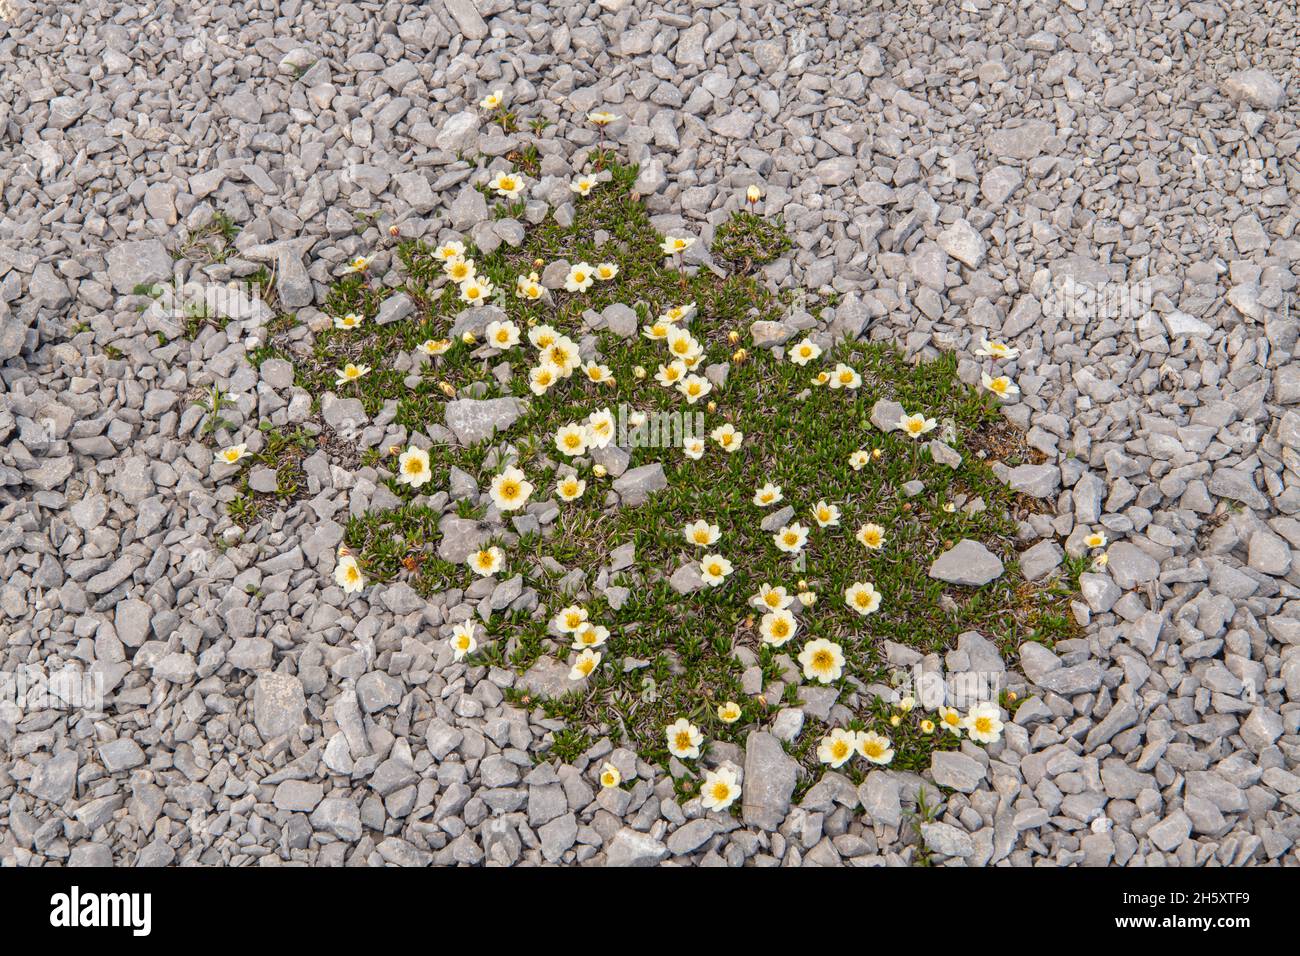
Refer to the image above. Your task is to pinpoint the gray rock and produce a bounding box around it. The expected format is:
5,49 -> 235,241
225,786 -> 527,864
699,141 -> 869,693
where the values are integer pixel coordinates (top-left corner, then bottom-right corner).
1221,69 -> 1286,109
1006,463 -> 1060,498
870,399 -> 905,432
613,463 -> 667,507
444,397 -> 526,445
99,738 -> 146,773
1106,542 -> 1160,589
252,673 -> 306,740
605,827 -> 669,866
930,751 -> 986,793
1019,540 -> 1063,581
741,731 -> 798,831
921,822 -> 975,857
25,750 -> 79,804
929,539 -> 1004,586
311,797 -> 363,841
105,239 -> 173,294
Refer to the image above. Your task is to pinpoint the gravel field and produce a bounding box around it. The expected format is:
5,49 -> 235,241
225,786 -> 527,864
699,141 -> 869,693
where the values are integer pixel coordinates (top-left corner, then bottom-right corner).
0,0 -> 1297,867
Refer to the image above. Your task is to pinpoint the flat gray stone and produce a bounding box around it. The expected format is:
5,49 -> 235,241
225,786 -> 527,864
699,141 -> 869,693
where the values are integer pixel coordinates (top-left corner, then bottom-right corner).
741,730 -> 798,831
444,397 -> 526,445
252,672 -> 306,740
929,539 -> 1004,587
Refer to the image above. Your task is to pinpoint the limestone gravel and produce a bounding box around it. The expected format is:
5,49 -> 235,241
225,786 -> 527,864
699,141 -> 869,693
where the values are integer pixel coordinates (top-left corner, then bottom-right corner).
0,0 -> 1297,869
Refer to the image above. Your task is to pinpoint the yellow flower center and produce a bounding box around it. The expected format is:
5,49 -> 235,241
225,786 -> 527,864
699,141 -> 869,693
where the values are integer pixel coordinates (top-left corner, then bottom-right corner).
974,716 -> 992,734
500,481 -> 519,499
831,740 -> 849,760
710,783 -> 730,801
813,651 -> 832,669
675,732 -> 692,751
863,741 -> 884,758
771,619 -> 789,638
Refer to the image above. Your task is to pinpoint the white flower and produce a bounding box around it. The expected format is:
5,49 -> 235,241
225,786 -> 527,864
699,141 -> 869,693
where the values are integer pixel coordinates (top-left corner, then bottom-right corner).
699,553 -> 733,586
964,702 -> 1004,744
528,363 -> 560,395
485,319 -> 521,351
529,324 -> 559,350
849,450 -> 870,471
844,581 -> 882,616
569,648 -> 601,681
554,422 -> 590,457
479,89 -> 505,110
587,408 -> 615,448
343,255 -> 373,274
856,731 -> 894,765
489,466 -> 533,511
683,520 -> 721,548
717,701 -> 742,723
335,363 -> 370,386
660,302 -> 696,324
759,609 -> 797,647
444,256 -> 476,283
799,638 -> 845,684
665,327 -> 702,364
556,474 -> 586,502
981,372 -> 1020,398
515,272 -> 544,300
553,605 -> 589,634
594,262 -> 618,281
450,621 -> 478,661
1084,531 -> 1108,549
711,422 -> 743,452
564,262 -> 595,292
599,762 -> 621,788
417,338 -> 452,357
789,338 -> 822,366
855,523 -> 885,550
753,583 -> 794,612
335,552 -> 364,593
655,360 -> 687,387
660,235 -> 695,255
458,277 -> 495,305
571,622 -> 609,650
898,411 -> 938,439
700,767 -> 740,812
773,522 -> 809,554
753,483 -> 783,507
665,718 -> 703,759
434,240 -> 466,261
217,443 -> 248,467
396,446 -> 431,487
570,176 -> 598,196
467,546 -> 504,577
488,170 -> 526,199
829,363 -> 861,390
818,728 -> 856,768
938,706 -> 964,736
677,375 -> 712,404
810,500 -> 840,528
975,338 -> 1020,360
334,312 -> 362,330
683,436 -> 705,460
541,336 -> 581,376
